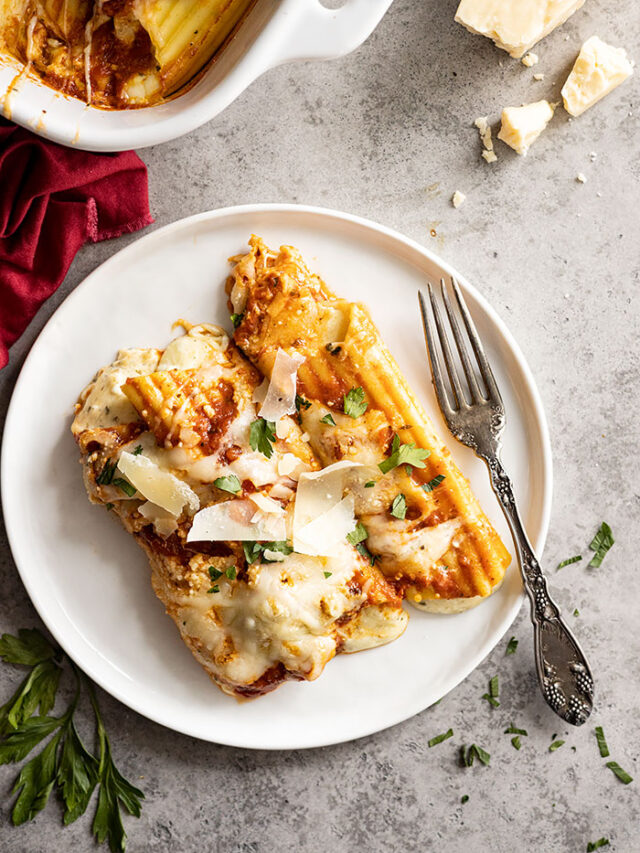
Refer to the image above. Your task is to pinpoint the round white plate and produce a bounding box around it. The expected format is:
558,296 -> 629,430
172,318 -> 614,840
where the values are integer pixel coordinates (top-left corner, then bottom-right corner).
1,205 -> 552,750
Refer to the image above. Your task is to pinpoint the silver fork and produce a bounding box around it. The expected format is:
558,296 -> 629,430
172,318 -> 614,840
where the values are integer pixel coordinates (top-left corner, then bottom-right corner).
418,279 -> 594,726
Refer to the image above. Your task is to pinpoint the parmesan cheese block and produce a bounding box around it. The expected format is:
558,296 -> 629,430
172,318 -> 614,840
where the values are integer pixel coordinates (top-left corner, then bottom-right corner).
561,36 -> 634,117
498,100 -> 555,155
455,0 -> 585,58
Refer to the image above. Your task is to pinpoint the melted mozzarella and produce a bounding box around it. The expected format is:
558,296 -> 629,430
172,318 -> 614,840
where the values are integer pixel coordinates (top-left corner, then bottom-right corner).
158,324 -> 229,371
366,517 -> 461,565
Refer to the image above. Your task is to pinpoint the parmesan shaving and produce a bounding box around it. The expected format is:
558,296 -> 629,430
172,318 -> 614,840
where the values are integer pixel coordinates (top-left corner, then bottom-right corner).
262,549 -> 286,562
187,500 -> 287,543
249,492 -> 285,515
258,349 -> 305,422
117,452 -> 199,517
294,495 -> 357,557
292,461 -> 361,555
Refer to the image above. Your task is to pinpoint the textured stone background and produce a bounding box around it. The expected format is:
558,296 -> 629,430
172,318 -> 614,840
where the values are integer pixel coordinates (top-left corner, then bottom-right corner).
1,1 -> 638,851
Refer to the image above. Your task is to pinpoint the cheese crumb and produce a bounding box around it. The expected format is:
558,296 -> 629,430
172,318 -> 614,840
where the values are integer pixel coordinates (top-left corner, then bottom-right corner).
498,100 -> 554,155
482,149 -> 498,163
533,72 -> 545,81
576,172 -> 587,183
452,191 -> 466,208
561,36 -> 634,117
521,52 -> 539,67
475,116 -> 497,164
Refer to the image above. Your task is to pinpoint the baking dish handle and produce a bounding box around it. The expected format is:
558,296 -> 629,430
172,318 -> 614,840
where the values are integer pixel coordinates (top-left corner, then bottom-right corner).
277,0 -> 394,62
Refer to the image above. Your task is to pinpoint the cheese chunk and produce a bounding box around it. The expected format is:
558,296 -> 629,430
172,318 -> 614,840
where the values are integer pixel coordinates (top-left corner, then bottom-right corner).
498,100 -> 554,155
455,0 -> 585,58
561,36 -> 634,117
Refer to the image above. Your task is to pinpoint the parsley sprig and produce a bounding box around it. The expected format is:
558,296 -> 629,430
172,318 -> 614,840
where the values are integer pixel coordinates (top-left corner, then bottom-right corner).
343,387 -> 367,418
379,435 -> 430,475
0,629 -> 143,851
249,418 -> 277,459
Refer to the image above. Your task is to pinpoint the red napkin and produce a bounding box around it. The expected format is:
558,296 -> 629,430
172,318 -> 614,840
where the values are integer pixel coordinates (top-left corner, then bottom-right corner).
0,119 -> 153,369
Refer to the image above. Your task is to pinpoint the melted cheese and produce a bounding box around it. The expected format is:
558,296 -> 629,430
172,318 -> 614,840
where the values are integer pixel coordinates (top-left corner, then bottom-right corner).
158,324 -> 229,371
365,517 -> 461,566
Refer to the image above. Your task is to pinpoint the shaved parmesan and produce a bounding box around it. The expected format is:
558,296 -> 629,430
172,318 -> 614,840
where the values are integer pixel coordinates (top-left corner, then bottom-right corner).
249,492 -> 285,515
138,501 -> 178,537
258,349 -> 305,422
117,452 -> 199,516
262,549 -> 287,562
252,378 -> 269,405
187,500 -> 287,543
294,495 -> 357,556
269,482 -> 295,501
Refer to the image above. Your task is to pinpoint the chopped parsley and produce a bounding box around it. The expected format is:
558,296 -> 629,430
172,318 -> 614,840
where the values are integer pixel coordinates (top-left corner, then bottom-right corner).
428,729 -> 453,747
320,413 -> 336,426
132,445 -> 143,456
225,566 -> 237,580
347,523 -> 368,546
390,494 -> 407,520
214,474 -> 242,494
208,567 -> 223,581
379,434 -> 430,475
243,541 -> 292,565
460,744 -> 490,767
249,418 -> 277,459
460,795 -> 469,804
96,460 -> 117,485
323,571 -> 332,579
112,478 -> 136,497
482,675 -> 500,707
422,474 -> 446,493
343,387 -> 368,418
295,394 -> 311,413
208,585 -> 220,594
504,724 -> 528,736
230,313 -> 243,329
511,736 -> 522,750
506,636 -> 518,655
595,726 -> 610,758
549,740 -> 565,752
557,555 -> 582,569
105,503 -> 114,511
587,840 -> 609,852
589,522 -> 614,567
606,761 -> 633,784
364,481 -> 376,488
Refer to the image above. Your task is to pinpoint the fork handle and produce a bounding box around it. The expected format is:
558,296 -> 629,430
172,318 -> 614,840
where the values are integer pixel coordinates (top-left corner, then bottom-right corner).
486,456 -> 594,725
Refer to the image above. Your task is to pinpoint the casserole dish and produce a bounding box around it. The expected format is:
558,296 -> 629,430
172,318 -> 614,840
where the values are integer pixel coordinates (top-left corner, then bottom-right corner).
0,0 -> 394,152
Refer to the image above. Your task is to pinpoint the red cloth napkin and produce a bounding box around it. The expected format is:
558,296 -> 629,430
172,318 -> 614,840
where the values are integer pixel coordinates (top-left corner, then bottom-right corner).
0,119 -> 153,369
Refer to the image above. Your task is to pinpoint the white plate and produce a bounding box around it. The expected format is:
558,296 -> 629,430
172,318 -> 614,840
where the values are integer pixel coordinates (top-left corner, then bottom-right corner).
1,205 -> 552,750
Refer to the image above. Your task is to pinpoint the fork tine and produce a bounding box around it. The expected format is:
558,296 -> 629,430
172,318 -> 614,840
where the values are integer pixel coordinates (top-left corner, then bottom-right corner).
425,283 -> 468,409
440,279 -> 485,403
450,278 -> 503,405
418,289 -> 455,414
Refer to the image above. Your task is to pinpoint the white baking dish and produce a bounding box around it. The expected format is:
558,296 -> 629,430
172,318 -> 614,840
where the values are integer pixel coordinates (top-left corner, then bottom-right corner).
0,0 -> 393,152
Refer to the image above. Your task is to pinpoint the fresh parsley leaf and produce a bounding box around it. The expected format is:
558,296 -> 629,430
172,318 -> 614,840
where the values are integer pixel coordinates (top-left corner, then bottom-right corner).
249,418 -> 276,459
489,675 -> 499,698
549,740 -> 565,752
573,608 -> 580,617
6,661 -> 61,729
428,729 -> 453,747
230,313 -> 243,329
511,736 -> 522,750
323,572 -> 332,579
504,724 -> 528,736
57,721 -> 99,825
460,795 -> 469,804
460,744 -> 490,767
242,542 -> 263,565
225,566 -> 237,580
132,446 -> 143,456
96,461 -> 117,486
242,541 -> 292,565
343,387 -> 367,418
588,522 -> 614,567
295,395 -> 311,412
557,555 -> 582,569
506,636 -> 518,655
320,413 -> 336,426
606,761 -> 633,784
482,694 -> 500,708
357,542 -> 379,566
213,474 -> 242,494
347,522 -> 368,546
112,478 -> 136,498
379,434 -> 430,475
208,567 -> 223,581
0,715 -> 62,765
595,726 -> 609,758
11,728 -> 64,825
364,481 -> 376,488
0,629 -> 55,667
390,494 -> 407,520
422,474 -> 446,493
587,840 -> 609,852
208,586 -> 220,594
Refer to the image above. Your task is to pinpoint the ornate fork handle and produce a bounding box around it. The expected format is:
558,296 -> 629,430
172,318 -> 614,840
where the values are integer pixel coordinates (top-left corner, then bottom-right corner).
486,455 -> 594,725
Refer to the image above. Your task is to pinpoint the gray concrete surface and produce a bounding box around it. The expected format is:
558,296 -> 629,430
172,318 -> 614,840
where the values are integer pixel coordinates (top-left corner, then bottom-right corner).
1,1 -> 639,851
